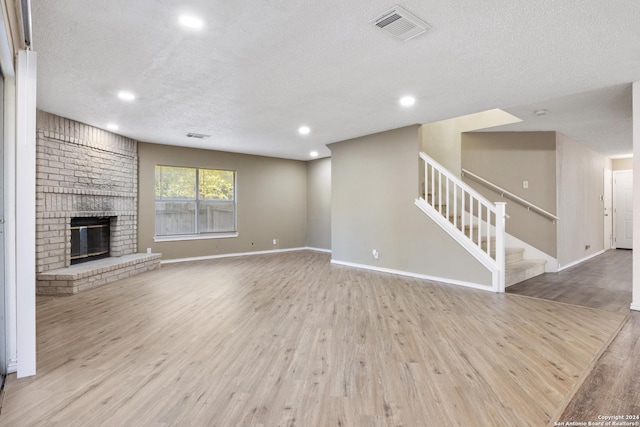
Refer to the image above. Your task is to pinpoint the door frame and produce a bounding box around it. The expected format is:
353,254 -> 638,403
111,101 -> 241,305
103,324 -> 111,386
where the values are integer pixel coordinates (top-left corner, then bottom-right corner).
604,168 -> 613,250
613,169 -> 633,249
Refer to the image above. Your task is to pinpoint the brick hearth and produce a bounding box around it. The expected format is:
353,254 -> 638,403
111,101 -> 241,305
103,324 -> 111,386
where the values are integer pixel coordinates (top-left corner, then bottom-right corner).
37,253 -> 162,295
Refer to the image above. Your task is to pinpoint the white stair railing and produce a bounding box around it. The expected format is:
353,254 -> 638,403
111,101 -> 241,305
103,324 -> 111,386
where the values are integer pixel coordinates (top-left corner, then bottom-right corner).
415,152 -> 506,292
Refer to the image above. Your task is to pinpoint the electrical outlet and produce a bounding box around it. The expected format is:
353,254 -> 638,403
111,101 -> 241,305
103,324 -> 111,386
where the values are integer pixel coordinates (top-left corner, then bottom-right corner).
273,238 -> 278,245
523,180 -> 529,189
372,249 -> 379,259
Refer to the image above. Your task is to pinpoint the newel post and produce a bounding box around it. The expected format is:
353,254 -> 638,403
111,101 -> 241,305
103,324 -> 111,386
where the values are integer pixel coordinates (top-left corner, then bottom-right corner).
495,202 -> 507,293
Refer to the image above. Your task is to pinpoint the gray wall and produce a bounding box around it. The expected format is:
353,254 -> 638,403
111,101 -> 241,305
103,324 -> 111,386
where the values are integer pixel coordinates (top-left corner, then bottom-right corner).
462,132 -> 558,257
306,157 -> 331,250
556,133 -> 606,267
330,125 -> 492,286
138,142 -> 308,260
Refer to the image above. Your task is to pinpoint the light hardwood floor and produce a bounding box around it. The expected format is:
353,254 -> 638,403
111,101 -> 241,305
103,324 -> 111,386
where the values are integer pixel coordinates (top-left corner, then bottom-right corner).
508,249 -> 632,314
1,251 -> 628,426
506,249 -> 639,423
560,312 -> 640,422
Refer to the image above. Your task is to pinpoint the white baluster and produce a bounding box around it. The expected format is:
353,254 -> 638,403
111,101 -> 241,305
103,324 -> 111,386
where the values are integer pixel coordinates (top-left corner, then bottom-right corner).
438,171 -> 442,215
445,178 -> 450,220
495,202 -> 506,293
424,161 -> 429,202
431,164 -> 435,208
487,210 -> 492,259
453,185 -> 457,228
461,190 -> 465,232
468,196 -> 473,239
477,202 -> 482,247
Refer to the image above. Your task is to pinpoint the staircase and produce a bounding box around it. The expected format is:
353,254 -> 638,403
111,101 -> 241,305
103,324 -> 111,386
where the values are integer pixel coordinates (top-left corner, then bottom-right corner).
505,249 -> 546,286
440,207 -> 547,287
482,238 -> 546,287
416,152 -> 547,292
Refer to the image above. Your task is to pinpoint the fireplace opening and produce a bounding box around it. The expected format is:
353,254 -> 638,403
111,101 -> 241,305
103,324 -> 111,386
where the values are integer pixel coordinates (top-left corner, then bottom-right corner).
70,217 -> 111,265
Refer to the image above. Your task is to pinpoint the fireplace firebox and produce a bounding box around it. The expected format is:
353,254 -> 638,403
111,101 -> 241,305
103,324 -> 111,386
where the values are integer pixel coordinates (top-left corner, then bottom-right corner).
70,217 -> 111,265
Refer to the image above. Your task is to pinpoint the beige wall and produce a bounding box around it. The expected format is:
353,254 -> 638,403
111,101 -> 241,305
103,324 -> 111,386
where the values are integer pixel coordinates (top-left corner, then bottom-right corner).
556,133 -> 607,267
306,157 -> 331,250
138,142 -> 308,260
462,132 -> 558,257
612,157 -> 633,171
422,109 -> 521,176
330,125 -> 492,286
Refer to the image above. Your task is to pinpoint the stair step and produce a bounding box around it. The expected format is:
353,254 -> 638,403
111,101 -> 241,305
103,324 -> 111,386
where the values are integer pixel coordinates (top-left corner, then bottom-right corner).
505,259 -> 546,287
475,247 -> 524,264
457,232 -> 523,263
505,247 -> 524,265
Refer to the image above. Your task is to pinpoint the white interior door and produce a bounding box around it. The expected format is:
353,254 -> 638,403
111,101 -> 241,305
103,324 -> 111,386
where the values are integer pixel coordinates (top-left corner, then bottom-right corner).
604,168 -> 613,250
613,170 -> 633,249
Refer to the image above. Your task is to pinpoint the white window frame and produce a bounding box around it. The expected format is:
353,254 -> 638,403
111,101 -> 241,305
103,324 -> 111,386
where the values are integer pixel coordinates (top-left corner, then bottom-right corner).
154,165 -> 238,242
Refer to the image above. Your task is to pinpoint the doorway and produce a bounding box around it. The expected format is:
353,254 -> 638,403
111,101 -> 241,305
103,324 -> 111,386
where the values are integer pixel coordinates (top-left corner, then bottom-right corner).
613,170 -> 633,249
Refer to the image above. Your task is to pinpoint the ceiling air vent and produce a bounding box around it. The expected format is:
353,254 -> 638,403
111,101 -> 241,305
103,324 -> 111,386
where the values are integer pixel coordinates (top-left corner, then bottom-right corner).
372,6 -> 430,41
186,132 -> 210,139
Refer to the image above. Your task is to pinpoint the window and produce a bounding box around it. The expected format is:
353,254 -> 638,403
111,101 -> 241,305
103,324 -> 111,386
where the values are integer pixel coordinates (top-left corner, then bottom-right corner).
155,165 -> 236,238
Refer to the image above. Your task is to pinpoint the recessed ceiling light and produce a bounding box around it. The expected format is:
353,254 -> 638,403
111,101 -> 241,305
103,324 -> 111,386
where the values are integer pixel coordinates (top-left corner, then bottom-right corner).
310,151 -> 319,158
400,96 -> 416,107
106,123 -> 119,131
179,15 -> 204,30
534,109 -> 548,116
298,126 -> 311,135
118,91 -> 135,101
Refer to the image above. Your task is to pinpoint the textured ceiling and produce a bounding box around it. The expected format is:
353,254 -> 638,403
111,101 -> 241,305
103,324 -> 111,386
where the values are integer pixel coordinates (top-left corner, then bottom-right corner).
491,83 -> 633,156
32,0 -> 640,160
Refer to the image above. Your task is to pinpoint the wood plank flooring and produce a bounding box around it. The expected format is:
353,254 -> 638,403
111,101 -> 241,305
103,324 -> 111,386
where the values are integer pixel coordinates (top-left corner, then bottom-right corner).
0,251 -> 627,426
560,312 -> 640,423
508,249 -> 632,314
506,249 -> 639,425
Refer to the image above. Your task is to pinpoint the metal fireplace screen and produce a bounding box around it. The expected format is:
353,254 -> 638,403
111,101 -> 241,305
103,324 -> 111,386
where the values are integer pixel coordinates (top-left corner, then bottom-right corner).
70,217 -> 110,265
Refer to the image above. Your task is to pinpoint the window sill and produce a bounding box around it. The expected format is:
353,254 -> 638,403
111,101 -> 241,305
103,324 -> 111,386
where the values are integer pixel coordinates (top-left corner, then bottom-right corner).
154,232 -> 239,242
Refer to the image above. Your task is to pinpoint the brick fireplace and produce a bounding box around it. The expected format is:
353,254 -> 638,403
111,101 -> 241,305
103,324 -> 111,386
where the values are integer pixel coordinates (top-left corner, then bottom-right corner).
35,111 -> 160,294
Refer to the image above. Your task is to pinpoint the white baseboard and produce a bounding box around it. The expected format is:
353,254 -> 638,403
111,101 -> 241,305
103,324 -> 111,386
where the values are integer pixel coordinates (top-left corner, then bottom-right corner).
161,246 -> 329,264
305,247 -> 332,254
7,361 -> 17,374
631,303 -> 640,312
558,250 -> 606,271
330,259 -> 494,292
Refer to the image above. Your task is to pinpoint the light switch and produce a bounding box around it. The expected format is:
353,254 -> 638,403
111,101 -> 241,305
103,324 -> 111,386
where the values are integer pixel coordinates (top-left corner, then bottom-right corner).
523,180 -> 529,189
